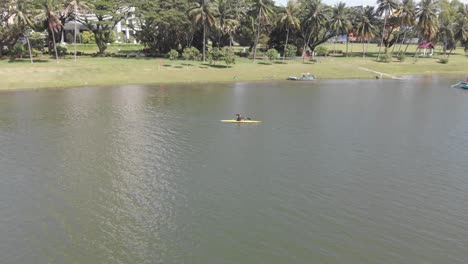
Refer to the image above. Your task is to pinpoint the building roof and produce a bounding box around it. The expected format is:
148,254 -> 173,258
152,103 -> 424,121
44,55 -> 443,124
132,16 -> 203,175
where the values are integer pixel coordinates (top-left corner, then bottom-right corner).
418,42 -> 435,49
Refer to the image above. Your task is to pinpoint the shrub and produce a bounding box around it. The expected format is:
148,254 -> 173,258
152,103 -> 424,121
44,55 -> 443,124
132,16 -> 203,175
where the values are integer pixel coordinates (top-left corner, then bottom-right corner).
13,44 -> 25,58
284,44 -> 297,58
66,32 -> 74,43
315,46 -> 328,56
223,47 -> 236,66
81,31 -> 95,44
168,49 -> 179,60
56,44 -> 68,57
396,51 -> 406,62
439,57 -> 449,64
29,32 -> 45,51
265,48 -> 278,61
182,47 -> 202,61
208,47 -> 222,64
378,54 -> 392,63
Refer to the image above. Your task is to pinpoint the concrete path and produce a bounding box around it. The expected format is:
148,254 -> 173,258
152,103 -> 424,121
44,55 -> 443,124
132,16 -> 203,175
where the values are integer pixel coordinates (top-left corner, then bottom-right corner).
357,67 -> 408,80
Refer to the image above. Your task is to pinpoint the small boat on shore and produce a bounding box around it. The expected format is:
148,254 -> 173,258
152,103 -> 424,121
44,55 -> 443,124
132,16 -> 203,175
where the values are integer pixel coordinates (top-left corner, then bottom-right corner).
451,82 -> 468,89
287,72 -> 316,81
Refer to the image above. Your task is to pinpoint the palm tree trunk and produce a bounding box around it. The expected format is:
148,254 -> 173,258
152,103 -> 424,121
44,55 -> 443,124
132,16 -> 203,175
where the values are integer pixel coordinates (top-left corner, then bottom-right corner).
377,11 -> 388,60
283,27 -> 289,61
346,33 -> 349,57
203,20 -> 206,62
362,38 -> 365,58
252,15 -> 261,63
398,29 -> 407,52
26,34 -> 33,64
74,7 -> 77,62
51,28 -> 59,63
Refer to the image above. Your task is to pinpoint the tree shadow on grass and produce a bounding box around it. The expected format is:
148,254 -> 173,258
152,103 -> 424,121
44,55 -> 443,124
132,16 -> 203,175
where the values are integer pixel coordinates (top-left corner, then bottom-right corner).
273,61 -> 287,64
257,61 -> 273,65
207,64 -> 230,69
174,65 -> 183,69
8,59 -> 50,63
181,63 -> 193,66
162,64 -> 172,67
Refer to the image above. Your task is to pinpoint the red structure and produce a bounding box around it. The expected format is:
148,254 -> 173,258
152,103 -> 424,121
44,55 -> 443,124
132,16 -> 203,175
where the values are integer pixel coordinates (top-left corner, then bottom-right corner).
418,42 -> 435,49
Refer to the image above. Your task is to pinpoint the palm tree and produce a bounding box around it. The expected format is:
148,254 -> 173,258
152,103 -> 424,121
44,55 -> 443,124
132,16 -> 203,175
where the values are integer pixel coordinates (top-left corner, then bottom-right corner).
11,0 -> 35,63
222,19 -> 240,47
330,2 -> 351,55
63,0 -> 92,62
300,0 -> 331,61
438,17 -> 455,56
416,0 -> 439,43
396,0 -> 416,52
278,0 -> 300,60
355,6 -> 378,57
35,0 -> 62,63
376,0 -> 400,60
188,0 -> 218,62
251,0 -> 274,63
453,4 -> 468,51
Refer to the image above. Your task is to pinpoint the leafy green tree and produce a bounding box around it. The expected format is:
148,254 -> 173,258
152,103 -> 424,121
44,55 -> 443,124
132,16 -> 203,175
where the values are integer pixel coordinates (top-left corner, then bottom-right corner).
78,0 -> 127,54
132,0 -> 192,55
278,0 -> 300,60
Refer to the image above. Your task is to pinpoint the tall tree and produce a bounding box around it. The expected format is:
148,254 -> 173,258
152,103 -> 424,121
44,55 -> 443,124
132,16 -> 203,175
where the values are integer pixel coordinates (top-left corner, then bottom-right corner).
63,0 -> 92,61
278,0 -> 300,60
396,0 -> 416,52
329,2 -> 351,55
35,0 -> 63,63
78,0 -> 127,55
251,0 -> 274,63
376,0 -> 400,59
416,0 -> 440,42
453,4 -> 468,51
355,6 -> 378,57
7,0 -> 35,63
188,0 -> 218,62
298,0 -> 333,59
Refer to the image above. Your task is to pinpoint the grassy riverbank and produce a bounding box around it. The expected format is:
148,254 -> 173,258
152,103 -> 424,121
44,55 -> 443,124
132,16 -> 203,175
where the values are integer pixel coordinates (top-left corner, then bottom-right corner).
0,43 -> 466,90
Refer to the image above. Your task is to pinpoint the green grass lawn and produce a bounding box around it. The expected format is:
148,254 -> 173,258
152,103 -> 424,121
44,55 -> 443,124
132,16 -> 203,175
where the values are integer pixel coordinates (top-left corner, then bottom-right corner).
0,43 -> 466,90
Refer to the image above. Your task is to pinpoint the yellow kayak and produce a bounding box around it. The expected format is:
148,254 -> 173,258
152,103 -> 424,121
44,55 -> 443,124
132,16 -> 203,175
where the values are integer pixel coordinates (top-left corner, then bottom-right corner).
221,119 -> 262,123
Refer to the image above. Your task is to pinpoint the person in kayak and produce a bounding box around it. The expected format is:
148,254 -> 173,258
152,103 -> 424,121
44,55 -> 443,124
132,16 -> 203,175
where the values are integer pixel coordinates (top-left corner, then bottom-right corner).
235,114 -> 252,121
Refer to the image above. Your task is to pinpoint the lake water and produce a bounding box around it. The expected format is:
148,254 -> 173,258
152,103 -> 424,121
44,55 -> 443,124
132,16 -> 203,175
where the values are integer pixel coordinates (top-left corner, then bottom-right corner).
1,77 -> 467,263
